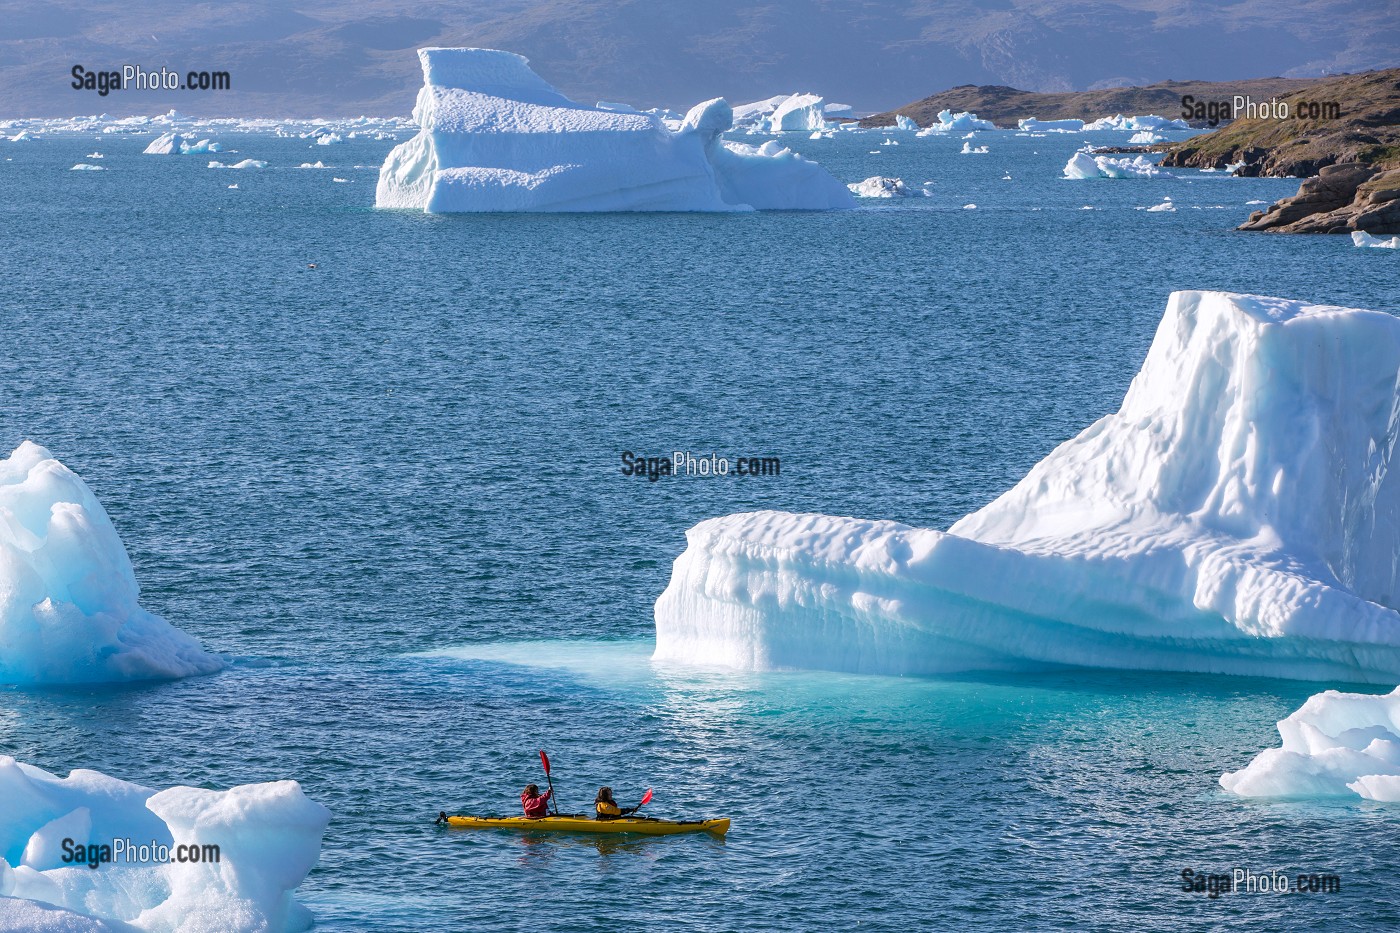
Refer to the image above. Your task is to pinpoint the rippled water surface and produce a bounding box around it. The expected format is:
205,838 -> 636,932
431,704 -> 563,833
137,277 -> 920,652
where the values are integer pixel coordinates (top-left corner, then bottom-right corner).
1,130 -> 1397,930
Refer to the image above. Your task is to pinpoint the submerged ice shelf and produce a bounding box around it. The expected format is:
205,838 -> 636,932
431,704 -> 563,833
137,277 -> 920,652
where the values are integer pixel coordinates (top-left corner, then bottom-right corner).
0,757 -> 329,931
656,291 -> 1400,683
376,48 -> 853,213
0,442 -> 222,685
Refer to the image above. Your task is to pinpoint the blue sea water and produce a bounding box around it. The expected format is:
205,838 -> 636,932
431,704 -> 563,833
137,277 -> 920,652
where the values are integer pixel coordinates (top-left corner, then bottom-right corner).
1,127 -> 1398,930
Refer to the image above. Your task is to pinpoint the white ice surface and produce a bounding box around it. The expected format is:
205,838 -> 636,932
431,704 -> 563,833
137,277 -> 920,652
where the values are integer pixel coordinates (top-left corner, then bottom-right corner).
915,110 -> 995,134
1064,148 -> 1170,179
0,757 -> 329,932
375,48 -> 852,213
1221,688 -> 1400,800
0,442 -> 223,685
1353,231 -> 1400,249
655,291 -> 1400,683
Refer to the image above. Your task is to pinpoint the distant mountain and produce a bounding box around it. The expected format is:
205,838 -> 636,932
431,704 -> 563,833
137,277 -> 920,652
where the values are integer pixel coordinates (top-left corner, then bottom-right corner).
861,77 -> 1329,128
0,0 -> 1396,118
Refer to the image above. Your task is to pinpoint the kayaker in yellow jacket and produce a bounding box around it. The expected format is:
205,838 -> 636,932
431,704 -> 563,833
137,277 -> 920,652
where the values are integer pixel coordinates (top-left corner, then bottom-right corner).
594,787 -> 637,819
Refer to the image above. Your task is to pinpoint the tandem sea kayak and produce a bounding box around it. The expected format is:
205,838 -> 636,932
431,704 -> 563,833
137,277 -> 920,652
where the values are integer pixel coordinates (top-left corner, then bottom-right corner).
437,813 -> 729,836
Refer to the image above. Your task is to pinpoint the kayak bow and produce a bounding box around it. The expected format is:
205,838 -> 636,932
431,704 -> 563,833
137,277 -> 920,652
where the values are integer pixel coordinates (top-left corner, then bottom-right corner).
437,813 -> 729,836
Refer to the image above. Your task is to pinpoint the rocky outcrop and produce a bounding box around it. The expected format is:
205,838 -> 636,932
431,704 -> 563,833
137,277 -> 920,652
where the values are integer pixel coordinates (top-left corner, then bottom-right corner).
1240,164 -> 1400,233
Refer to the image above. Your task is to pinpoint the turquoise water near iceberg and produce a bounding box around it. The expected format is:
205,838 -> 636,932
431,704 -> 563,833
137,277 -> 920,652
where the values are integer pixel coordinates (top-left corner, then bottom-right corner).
1,128 -> 1398,930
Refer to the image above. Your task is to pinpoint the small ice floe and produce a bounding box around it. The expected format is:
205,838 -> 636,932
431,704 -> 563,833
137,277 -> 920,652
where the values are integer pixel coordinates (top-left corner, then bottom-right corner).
228,183 -> 239,189
1246,199 -> 1267,205
85,152 -> 103,158
960,141 -> 989,154
1353,231 -> 1400,249
1001,173 -> 1012,180
69,163 -> 104,171
299,161 -> 328,168
963,203 -> 977,209
316,133 -> 343,145
332,177 -> 349,183
209,159 -> 267,169
1144,198 -> 1176,212
847,175 -> 913,198
1129,131 -> 1165,144
881,138 -> 899,146
1080,205 -> 1095,210
9,131 -> 37,141
1064,146 -> 1170,179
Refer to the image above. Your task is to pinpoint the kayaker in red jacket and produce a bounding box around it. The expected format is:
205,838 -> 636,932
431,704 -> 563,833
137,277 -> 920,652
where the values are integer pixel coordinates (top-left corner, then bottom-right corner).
521,784 -> 552,818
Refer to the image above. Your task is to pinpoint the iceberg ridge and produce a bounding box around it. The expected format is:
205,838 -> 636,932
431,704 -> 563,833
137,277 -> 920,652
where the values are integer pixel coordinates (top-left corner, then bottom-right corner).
655,291 -> 1400,682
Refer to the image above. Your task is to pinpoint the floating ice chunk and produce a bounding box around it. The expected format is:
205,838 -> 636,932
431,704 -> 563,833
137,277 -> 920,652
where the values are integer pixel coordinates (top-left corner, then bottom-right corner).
316,133 -> 343,145
731,94 -> 792,128
375,48 -> 852,212
1220,688 -> 1400,799
85,152 -> 102,158
1353,231 -> 1400,248
915,109 -> 995,134
143,132 -> 185,154
1128,130 -> 1165,144
1084,113 -> 1191,131
847,176 -> 912,198
0,756 -> 329,931
769,93 -> 827,132
882,138 -> 899,146
960,142 -> 989,154
208,159 -> 267,169
0,442 -> 223,685
227,184 -> 238,189
332,177 -> 349,183
298,161 -> 327,168
9,131 -> 38,141
180,138 -> 222,154
68,163 -> 103,171
894,115 -> 918,132
1145,199 -> 1175,212
1017,117 -> 1085,132
1246,199 -> 1267,205
654,291 -> 1400,682
1063,147 -> 1170,179
962,203 -> 976,209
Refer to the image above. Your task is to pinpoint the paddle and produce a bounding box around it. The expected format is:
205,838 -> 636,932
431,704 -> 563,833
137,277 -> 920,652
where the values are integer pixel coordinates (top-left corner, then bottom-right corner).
539,749 -> 559,815
630,788 -> 653,817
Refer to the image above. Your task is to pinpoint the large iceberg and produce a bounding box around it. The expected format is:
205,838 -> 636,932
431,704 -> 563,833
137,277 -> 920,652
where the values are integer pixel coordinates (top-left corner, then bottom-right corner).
0,756 -> 329,931
375,48 -> 854,212
0,442 -> 223,685
768,94 -> 827,133
1018,118 -> 1085,132
1221,688 -> 1400,800
1084,114 -> 1191,131
655,291 -> 1400,683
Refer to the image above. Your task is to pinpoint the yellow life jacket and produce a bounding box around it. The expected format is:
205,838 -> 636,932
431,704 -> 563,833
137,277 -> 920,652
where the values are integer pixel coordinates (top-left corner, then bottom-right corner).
596,800 -> 622,817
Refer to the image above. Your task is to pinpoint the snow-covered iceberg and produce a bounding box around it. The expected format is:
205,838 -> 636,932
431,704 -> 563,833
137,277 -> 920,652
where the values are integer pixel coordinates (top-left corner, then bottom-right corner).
142,133 -> 222,155
847,176 -> 917,198
915,110 -> 995,134
655,291 -> 1400,683
0,442 -> 223,685
1064,148 -> 1170,179
1353,231 -> 1400,249
0,756 -> 329,931
1221,688 -> 1400,800
768,94 -> 827,133
1018,117 -> 1084,132
375,48 -> 853,212
1084,114 -> 1190,132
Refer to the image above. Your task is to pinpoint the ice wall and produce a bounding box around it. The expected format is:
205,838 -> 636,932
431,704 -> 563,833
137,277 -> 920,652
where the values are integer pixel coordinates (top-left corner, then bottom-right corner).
0,757 -> 329,932
0,442 -> 223,685
655,291 -> 1400,682
375,48 -> 853,212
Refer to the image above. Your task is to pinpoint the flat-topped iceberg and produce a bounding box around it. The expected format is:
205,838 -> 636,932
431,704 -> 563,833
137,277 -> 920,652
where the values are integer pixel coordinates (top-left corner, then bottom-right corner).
1084,114 -> 1191,132
1018,117 -> 1084,132
655,291 -> 1400,683
0,757 -> 329,931
848,176 -> 918,198
1221,688 -> 1400,800
0,442 -> 223,685
375,48 -> 853,213
1354,231 -> 1400,249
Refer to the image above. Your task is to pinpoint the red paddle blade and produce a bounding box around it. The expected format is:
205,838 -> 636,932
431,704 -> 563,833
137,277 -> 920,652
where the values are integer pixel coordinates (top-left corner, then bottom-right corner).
639,789 -> 653,807
539,750 -> 551,775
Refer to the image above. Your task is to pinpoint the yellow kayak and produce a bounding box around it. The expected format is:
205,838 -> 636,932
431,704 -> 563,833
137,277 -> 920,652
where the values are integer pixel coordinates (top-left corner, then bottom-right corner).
437,813 -> 729,836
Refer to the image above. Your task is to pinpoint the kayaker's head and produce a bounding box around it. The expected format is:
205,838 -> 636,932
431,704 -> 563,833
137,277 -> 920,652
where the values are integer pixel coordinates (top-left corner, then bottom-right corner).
595,786 -> 614,804
524,784 -> 540,798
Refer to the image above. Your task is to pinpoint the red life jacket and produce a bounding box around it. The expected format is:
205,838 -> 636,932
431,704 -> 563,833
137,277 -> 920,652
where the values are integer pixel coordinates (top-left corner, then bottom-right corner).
521,789 -> 551,818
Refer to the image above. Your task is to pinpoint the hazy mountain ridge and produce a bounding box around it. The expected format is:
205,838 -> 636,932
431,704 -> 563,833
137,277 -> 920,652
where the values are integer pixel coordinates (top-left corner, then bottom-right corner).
1,0 -> 1395,118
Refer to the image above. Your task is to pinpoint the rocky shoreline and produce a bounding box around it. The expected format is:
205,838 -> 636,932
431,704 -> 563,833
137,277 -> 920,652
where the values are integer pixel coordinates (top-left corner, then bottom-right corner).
1239,164 -> 1400,234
